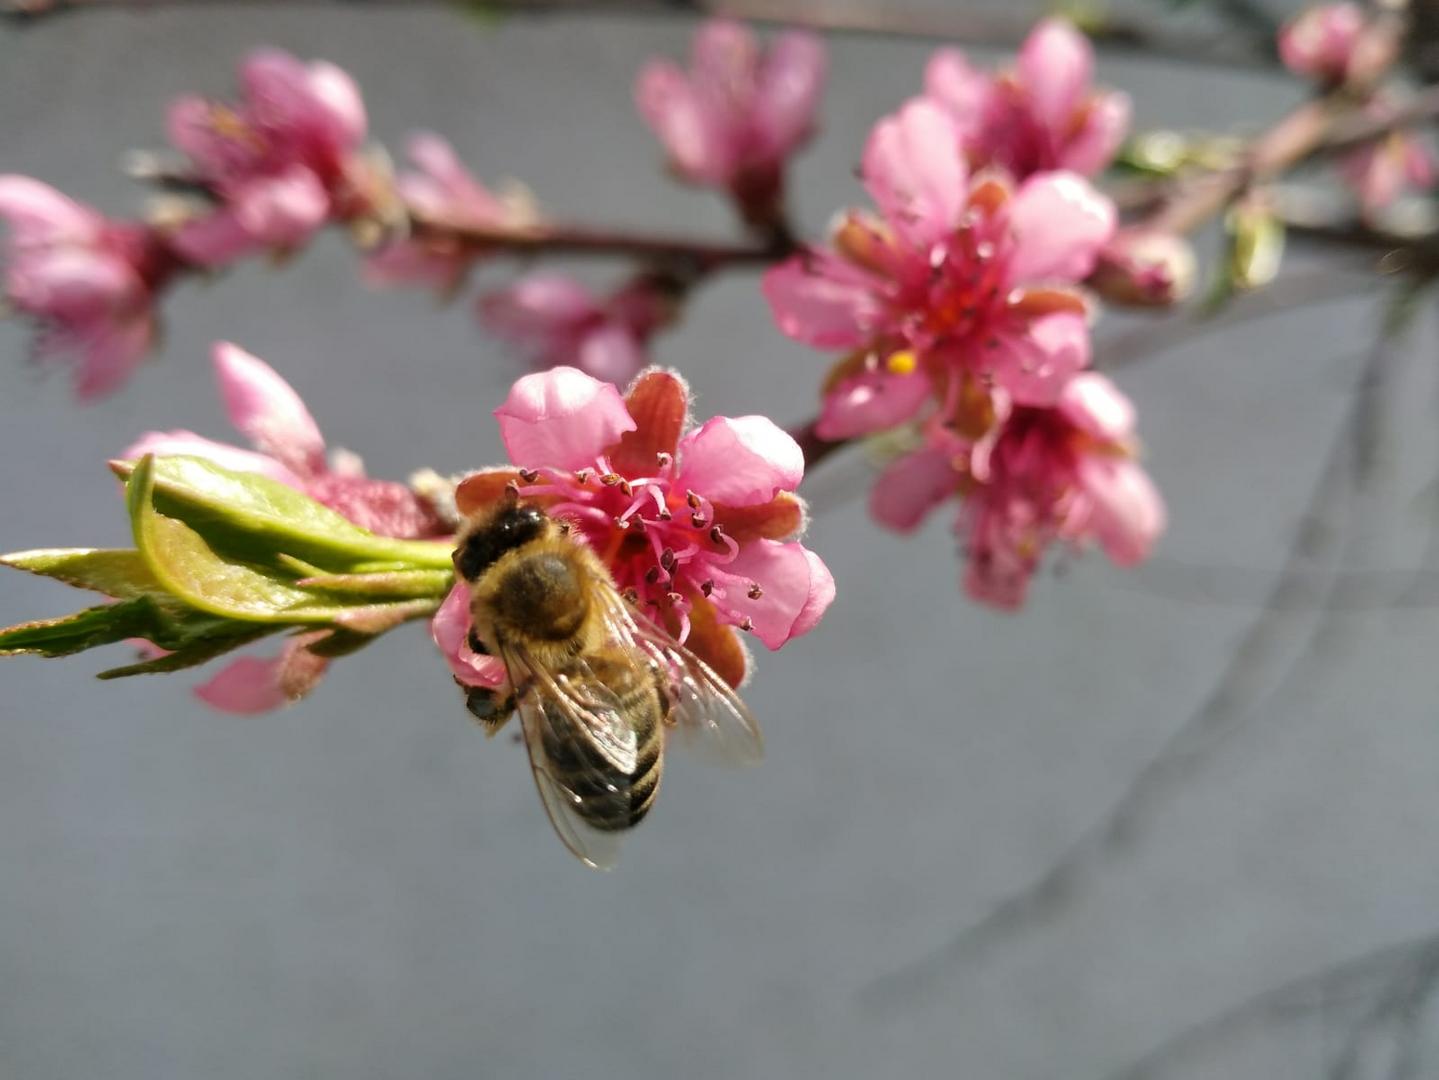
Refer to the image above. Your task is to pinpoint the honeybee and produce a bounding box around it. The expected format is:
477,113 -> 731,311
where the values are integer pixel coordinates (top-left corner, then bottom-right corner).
452,489 -> 763,869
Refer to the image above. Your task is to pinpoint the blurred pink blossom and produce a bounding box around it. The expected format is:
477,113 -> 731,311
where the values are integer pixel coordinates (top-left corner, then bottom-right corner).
1279,3 -> 1365,84
0,176 -> 171,400
872,373 -> 1164,608
440,366 -> 834,689
1089,227 -> 1197,307
166,49 -> 373,266
1338,99 -> 1437,214
366,132 -> 537,291
635,18 -> 826,224
763,99 -> 1115,438
924,18 -> 1131,179
477,273 -> 671,385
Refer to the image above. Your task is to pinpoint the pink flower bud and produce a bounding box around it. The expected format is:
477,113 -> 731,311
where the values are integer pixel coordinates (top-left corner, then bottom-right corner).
1279,3 -> 1365,84
1089,228 -> 1197,307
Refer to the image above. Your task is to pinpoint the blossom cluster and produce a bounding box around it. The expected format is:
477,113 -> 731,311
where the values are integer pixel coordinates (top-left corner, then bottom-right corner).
763,19 -> 1164,607
1278,3 -> 1436,214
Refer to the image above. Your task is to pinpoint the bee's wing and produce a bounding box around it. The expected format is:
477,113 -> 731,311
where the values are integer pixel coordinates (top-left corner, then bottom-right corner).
596,590 -> 763,767
497,638 -> 642,871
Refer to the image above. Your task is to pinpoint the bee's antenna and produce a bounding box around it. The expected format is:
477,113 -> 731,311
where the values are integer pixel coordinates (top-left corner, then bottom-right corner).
502,479 -> 521,505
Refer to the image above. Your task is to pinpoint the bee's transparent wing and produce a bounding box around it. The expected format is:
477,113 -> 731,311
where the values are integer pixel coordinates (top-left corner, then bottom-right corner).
596,590 -> 763,767
498,638 -> 640,871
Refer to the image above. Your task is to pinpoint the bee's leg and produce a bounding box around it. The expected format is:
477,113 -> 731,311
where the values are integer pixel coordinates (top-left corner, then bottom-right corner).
652,668 -> 678,727
463,684 -> 517,736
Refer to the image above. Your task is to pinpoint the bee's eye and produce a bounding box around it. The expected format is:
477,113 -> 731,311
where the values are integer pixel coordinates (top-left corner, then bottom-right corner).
455,505 -> 548,580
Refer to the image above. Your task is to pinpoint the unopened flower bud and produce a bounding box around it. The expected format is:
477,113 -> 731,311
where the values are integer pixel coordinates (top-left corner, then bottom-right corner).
1278,3 -> 1365,85
1089,228 -> 1196,308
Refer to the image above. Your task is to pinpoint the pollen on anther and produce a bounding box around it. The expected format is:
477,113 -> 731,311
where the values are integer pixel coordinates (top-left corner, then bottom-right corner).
575,469 -> 592,485
656,452 -> 672,468
622,587 -> 640,604
701,579 -> 714,597
709,524 -> 724,544
660,548 -> 676,571
518,468 -> 540,483
685,490 -> 702,509
747,582 -> 764,600
691,512 -> 707,528
739,616 -> 754,632
600,472 -> 621,487
645,566 -> 663,585
619,479 -> 634,498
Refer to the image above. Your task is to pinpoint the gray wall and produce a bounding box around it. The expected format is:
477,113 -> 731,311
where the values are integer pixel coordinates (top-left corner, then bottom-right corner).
2,5 -> 1438,1078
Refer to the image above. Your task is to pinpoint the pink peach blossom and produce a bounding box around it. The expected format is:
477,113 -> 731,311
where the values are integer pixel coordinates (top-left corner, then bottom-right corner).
478,273 -> 670,385
764,99 -> 1115,437
870,373 -> 1164,608
1279,3 -> 1366,84
438,366 -> 834,689
0,176 -> 172,400
1338,99 -> 1437,214
924,18 -> 1131,179
635,18 -> 826,223
167,49 -> 373,266
365,133 -> 537,290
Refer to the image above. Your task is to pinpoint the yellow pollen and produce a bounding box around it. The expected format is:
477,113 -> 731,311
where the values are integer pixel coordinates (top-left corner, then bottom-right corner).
885,350 -> 918,376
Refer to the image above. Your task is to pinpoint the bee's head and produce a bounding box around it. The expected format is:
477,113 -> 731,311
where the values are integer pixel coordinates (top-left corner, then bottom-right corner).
454,501 -> 551,581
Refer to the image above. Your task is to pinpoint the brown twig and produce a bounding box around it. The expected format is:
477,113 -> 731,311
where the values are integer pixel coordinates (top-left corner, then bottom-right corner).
408,214 -> 792,272
0,0 -> 1285,70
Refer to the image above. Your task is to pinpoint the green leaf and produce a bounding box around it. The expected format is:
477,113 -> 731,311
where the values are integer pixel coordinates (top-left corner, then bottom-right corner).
112,455 -> 454,572
0,593 -> 259,658
96,624 -> 278,679
1,548 -> 165,598
127,455 -> 354,623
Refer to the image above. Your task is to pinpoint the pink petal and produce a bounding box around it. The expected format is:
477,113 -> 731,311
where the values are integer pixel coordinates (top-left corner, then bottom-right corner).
1017,18 -> 1093,132
0,175 -> 99,243
635,61 -> 727,183
1058,372 -> 1135,443
479,272 -> 598,339
1005,171 -> 1116,283
862,98 -> 968,248
120,430 -> 305,489
709,538 -> 816,649
789,547 -> 835,640
212,341 -> 326,475
192,654 -> 291,714
691,18 -> 759,87
869,444 -> 957,533
401,132 -> 505,222
754,30 -> 826,156
815,369 -> 931,440
1077,456 -> 1166,566
231,168 -> 330,248
575,323 -> 648,385
495,366 -> 637,471
72,316 -> 154,402
1061,90 -> 1131,176
169,210 -> 260,268
431,583 -> 508,688
923,48 -> 993,137
8,248 -> 140,320
304,60 -> 368,149
990,311 -> 1091,406
761,254 -> 880,349
676,414 -> 804,506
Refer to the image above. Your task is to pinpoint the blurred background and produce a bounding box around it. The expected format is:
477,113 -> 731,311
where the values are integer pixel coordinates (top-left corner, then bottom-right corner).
3,2 -> 1439,1077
